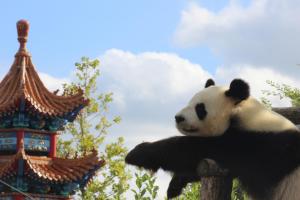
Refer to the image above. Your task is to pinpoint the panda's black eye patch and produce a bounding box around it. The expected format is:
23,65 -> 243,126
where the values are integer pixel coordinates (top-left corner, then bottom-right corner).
195,103 -> 207,120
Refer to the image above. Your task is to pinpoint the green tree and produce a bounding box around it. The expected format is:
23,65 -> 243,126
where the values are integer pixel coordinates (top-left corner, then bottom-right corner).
231,179 -> 248,200
262,80 -> 300,106
167,182 -> 200,200
179,183 -> 201,200
57,57 -> 130,200
131,170 -> 159,200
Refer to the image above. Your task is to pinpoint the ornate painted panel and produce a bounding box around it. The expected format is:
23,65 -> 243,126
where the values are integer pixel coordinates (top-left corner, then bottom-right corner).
0,132 -> 17,151
0,196 -> 13,200
24,132 -> 50,152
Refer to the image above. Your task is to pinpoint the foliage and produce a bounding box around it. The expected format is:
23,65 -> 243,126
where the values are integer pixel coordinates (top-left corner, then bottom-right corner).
262,80 -> 300,106
131,170 -> 159,200
57,57 -> 130,200
260,96 -> 272,108
231,179 -> 248,200
171,182 -> 200,200
180,183 -> 201,200
169,179 -> 248,200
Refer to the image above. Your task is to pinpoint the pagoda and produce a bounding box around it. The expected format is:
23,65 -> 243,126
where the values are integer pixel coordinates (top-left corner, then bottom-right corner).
0,20 -> 104,200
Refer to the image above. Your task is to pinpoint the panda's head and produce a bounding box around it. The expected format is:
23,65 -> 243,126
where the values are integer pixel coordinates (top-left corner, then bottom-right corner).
175,79 -> 250,137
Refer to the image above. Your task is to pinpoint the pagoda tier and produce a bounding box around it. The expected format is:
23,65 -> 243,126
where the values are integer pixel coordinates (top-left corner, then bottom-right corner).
0,144 -> 104,197
0,20 -> 88,131
0,20 -> 105,200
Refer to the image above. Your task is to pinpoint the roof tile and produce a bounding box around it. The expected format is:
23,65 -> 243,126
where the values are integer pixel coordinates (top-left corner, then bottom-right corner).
0,148 -> 104,184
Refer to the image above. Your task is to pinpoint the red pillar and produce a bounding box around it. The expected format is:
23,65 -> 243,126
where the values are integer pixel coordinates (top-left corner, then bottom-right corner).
17,130 -> 24,150
50,133 -> 57,158
15,195 -> 24,200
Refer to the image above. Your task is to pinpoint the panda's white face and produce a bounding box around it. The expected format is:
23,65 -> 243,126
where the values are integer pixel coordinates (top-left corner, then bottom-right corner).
176,78 -> 298,137
176,86 -> 236,137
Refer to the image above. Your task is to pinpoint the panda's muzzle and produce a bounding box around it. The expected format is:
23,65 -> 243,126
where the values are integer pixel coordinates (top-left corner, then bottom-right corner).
175,115 -> 199,134
175,115 -> 185,124
182,127 -> 198,133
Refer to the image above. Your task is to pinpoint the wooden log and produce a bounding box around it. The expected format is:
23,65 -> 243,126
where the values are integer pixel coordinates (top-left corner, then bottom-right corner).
198,107 -> 299,200
198,159 -> 229,177
199,159 -> 232,200
273,107 -> 300,124
200,176 -> 233,200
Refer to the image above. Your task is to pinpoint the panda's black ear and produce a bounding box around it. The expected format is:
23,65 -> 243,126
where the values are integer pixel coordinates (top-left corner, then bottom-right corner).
225,79 -> 250,102
205,79 -> 215,88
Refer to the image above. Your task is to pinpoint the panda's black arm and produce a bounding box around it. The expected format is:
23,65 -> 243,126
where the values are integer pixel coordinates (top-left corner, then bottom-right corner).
125,131 -> 300,175
125,136 -> 225,174
126,131 -> 300,199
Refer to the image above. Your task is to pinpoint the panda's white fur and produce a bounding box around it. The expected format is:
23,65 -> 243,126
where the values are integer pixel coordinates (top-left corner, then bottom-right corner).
233,97 -> 297,133
176,85 -> 297,137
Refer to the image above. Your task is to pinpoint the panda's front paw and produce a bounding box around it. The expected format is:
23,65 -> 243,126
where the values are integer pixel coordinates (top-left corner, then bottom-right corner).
125,142 -> 160,172
167,174 -> 201,199
167,175 -> 187,199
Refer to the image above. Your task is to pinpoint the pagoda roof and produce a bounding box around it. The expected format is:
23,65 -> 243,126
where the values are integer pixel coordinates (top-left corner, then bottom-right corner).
0,20 -> 88,119
0,147 -> 104,184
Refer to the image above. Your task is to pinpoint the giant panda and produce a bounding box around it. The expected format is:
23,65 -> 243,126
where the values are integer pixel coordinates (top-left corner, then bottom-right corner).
125,78 -> 300,200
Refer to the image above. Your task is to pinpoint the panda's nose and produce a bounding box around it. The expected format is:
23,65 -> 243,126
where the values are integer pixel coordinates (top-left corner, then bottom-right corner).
175,115 -> 185,124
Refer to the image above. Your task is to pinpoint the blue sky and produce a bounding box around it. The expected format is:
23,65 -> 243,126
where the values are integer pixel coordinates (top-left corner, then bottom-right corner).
0,0 -> 242,76
1,0 -> 300,199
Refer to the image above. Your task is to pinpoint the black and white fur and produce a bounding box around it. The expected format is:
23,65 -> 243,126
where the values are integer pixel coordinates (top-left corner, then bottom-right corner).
126,79 -> 300,200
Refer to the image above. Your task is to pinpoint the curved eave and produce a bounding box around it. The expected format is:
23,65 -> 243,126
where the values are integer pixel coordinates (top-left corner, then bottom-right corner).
25,151 -> 104,183
0,55 -> 88,118
0,150 -> 22,178
0,149 -> 104,184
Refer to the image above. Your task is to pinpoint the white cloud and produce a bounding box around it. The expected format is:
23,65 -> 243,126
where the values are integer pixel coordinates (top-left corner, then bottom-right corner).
215,64 -> 300,107
174,0 -> 300,75
100,49 -> 211,100
99,49 -> 213,199
99,49 -> 300,126
99,49 -> 212,123
38,72 -> 69,93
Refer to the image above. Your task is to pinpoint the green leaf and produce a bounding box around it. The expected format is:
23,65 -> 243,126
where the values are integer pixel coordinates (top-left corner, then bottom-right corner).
58,57 -> 131,200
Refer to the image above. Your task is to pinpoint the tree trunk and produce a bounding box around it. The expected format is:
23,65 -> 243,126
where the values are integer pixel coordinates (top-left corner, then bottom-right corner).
198,159 -> 232,200
200,176 -> 233,200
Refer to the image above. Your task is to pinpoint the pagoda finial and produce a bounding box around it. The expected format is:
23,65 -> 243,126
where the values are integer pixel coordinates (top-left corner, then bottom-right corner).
16,19 -> 30,54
